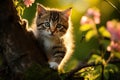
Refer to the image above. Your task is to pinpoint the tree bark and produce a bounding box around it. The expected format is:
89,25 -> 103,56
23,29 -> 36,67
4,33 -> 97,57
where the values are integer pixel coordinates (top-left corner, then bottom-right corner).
0,0 -> 60,80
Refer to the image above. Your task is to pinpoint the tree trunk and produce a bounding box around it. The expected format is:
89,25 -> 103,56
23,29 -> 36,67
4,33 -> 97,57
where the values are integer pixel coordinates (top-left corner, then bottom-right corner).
0,0 -> 60,80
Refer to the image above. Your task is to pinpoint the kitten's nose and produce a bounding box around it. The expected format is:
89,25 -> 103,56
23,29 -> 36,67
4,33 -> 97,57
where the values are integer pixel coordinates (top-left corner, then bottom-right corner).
50,26 -> 56,35
50,26 -> 55,31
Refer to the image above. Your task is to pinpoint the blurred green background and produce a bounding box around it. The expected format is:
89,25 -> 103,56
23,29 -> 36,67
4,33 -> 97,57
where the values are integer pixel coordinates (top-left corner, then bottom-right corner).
22,0 -> 120,72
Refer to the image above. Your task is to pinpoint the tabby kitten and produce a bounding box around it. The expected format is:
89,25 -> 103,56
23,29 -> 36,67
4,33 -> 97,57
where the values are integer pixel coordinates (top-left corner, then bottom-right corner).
30,4 -> 73,70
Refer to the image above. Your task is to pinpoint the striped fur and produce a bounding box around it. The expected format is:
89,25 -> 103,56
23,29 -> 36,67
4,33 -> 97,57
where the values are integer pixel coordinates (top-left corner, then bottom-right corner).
31,4 -> 73,70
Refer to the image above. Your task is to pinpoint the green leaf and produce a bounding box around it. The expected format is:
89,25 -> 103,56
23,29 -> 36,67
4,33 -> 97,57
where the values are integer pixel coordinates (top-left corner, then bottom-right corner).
104,69 -> 109,80
114,52 -> 120,59
105,64 -> 118,73
79,24 -> 92,31
104,63 -> 119,80
99,26 -> 111,38
88,54 -> 103,64
85,30 -> 97,41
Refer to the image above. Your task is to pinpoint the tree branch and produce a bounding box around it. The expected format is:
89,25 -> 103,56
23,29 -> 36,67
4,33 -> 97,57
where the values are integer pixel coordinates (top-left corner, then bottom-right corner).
0,0 -> 60,80
65,55 -> 120,79
104,0 -> 120,14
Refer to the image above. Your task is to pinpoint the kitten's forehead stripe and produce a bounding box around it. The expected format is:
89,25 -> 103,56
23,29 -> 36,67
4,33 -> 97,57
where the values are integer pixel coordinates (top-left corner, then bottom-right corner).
49,11 -> 59,22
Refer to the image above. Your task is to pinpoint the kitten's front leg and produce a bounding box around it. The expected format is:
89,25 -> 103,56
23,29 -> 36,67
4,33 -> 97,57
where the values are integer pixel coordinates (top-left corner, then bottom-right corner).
49,62 -> 59,70
49,44 -> 66,70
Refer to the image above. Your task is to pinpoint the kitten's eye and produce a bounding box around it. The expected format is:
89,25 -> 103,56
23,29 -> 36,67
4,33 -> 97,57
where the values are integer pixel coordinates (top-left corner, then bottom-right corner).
56,24 -> 63,28
44,22 -> 50,27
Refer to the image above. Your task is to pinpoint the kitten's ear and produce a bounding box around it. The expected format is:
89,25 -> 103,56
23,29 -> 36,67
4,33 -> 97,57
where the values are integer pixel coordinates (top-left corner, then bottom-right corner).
63,7 -> 72,18
37,3 -> 46,15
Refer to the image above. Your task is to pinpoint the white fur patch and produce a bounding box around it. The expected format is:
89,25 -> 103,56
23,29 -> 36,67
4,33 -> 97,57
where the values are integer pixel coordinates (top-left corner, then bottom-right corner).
49,62 -> 58,70
44,38 -> 53,49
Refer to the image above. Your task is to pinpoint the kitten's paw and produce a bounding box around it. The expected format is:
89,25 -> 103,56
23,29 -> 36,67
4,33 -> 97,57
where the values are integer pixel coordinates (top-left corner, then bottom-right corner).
49,62 -> 58,70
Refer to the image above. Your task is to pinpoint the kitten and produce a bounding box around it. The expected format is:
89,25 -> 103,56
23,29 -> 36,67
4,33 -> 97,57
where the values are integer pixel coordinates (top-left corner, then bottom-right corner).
29,4 -> 74,70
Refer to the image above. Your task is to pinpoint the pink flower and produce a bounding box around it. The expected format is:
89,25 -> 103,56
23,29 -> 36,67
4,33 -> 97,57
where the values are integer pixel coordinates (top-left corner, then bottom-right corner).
23,0 -> 35,7
107,20 -> 120,52
107,20 -> 120,41
107,40 -> 120,52
80,16 -> 94,25
80,8 -> 100,25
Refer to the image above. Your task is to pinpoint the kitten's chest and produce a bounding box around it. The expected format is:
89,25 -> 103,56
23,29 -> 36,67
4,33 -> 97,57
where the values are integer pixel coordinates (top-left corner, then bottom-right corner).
43,37 -> 60,51
44,38 -> 54,50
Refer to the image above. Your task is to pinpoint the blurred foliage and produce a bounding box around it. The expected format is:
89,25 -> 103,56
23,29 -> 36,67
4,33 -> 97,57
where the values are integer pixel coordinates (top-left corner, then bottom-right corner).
11,0 -> 120,80
24,63 -> 59,80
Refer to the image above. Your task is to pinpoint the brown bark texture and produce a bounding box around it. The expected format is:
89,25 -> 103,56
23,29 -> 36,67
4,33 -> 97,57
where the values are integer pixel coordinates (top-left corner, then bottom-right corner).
0,0 -> 61,80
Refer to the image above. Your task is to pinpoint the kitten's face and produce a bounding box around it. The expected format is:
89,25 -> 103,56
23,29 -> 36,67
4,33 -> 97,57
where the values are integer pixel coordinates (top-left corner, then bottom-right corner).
36,4 -> 71,38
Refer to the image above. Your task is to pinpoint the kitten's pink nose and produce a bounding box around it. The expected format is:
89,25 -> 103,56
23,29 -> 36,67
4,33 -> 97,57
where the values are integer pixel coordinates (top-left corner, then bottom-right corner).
50,26 -> 56,35
50,26 -> 55,31
50,27 -> 55,32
